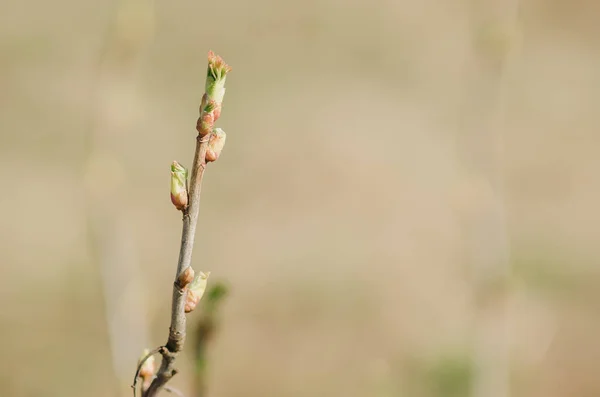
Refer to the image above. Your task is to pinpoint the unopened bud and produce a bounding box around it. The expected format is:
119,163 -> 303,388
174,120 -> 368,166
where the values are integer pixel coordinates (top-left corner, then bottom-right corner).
178,266 -> 195,288
185,271 -> 210,313
205,128 -> 227,162
138,349 -> 156,382
170,161 -> 188,211
196,110 -> 215,136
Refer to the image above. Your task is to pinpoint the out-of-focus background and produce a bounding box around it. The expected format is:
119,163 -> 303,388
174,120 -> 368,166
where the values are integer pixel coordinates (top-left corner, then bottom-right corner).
2,0 -> 599,396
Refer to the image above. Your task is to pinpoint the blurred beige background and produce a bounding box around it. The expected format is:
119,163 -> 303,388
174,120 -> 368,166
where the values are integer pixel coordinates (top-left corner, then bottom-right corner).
1,0 -> 599,396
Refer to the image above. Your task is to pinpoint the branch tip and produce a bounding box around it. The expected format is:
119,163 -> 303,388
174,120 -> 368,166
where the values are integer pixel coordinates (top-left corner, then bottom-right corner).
143,50 -> 232,397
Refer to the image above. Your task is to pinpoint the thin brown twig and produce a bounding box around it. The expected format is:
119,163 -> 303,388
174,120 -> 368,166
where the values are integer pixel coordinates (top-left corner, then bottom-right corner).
143,136 -> 210,397
135,50 -> 230,397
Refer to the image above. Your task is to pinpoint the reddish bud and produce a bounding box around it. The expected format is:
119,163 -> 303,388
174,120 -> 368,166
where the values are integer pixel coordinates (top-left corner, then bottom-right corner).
185,290 -> 200,313
137,349 -> 156,390
185,271 -> 210,313
196,111 -> 215,136
178,266 -> 195,288
205,128 -> 227,163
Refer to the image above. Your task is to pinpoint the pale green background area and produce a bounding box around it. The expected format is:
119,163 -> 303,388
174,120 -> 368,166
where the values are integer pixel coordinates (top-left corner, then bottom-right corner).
1,0 -> 600,396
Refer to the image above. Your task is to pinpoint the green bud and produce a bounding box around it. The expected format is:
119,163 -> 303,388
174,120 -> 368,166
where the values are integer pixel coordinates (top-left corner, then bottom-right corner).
170,161 -> 188,211
185,271 -> 210,313
205,128 -> 227,162
205,51 -> 231,107
138,348 -> 156,382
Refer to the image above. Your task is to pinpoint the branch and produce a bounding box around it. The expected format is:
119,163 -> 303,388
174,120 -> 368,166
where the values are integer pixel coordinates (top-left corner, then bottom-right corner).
134,51 -> 232,397
143,136 -> 209,396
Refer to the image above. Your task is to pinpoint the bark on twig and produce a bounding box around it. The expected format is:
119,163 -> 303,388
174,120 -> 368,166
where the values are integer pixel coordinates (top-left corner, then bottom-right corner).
143,136 -> 210,397
131,51 -> 231,397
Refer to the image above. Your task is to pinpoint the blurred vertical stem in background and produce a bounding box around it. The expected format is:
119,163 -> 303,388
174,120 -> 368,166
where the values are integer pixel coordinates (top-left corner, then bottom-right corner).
456,1 -> 522,397
83,0 -> 155,394
193,283 -> 229,397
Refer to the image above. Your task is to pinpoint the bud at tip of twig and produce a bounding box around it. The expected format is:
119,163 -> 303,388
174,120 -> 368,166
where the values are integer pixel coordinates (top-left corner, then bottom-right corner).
170,161 -> 188,211
205,51 -> 231,108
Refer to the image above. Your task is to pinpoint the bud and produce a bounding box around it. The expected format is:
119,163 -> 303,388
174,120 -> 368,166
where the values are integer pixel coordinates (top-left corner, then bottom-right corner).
196,104 -> 215,136
185,271 -> 210,313
205,51 -> 231,108
178,266 -> 195,288
138,349 -> 156,383
205,128 -> 227,162
170,161 -> 188,210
